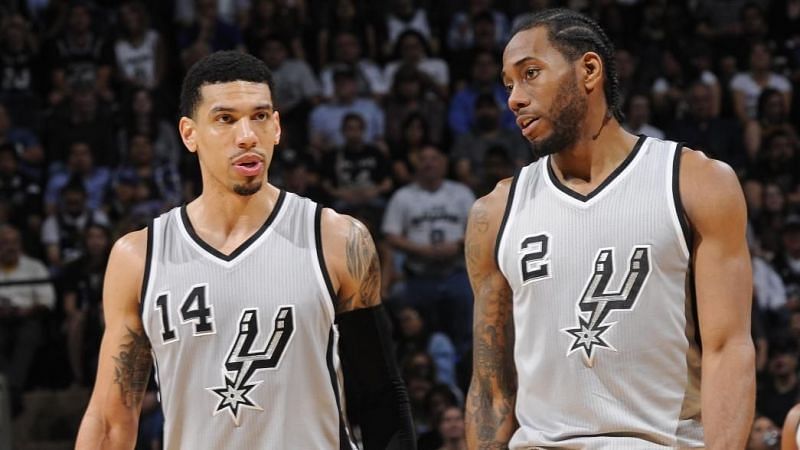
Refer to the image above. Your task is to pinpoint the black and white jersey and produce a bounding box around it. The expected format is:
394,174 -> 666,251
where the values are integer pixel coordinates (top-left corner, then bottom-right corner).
140,191 -> 356,449
497,136 -> 703,448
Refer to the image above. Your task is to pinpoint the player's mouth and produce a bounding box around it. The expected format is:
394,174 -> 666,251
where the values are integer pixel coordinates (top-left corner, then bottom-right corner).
232,154 -> 264,177
517,115 -> 540,137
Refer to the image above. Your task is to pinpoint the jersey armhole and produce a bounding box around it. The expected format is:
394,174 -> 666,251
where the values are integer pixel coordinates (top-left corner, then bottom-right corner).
494,167 -> 523,272
138,218 -> 155,318
669,143 -> 692,259
314,204 -> 339,316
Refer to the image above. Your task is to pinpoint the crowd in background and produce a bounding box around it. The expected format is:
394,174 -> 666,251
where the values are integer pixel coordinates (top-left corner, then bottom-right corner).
0,0 -> 798,448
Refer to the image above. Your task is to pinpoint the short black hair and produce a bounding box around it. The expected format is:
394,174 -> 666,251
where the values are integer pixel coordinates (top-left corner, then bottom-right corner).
511,8 -> 624,123
180,51 -> 275,118
341,112 -> 365,130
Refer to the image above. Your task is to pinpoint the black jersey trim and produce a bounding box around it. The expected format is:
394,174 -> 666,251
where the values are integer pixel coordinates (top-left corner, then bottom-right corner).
315,204 -> 339,310
139,218 -> 154,318
689,267 -> 701,351
494,168 -> 522,269
327,328 -> 353,450
546,134 -> 646,202
672,143 -> 693,250
179,190 -> 286,262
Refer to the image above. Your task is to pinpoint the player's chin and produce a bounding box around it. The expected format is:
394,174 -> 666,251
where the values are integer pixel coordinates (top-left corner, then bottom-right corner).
232,180 -> 263,196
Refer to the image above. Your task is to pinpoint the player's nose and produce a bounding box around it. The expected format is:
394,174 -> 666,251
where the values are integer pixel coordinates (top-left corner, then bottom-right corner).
507,84 -> 531,113
234,117 -> 258,149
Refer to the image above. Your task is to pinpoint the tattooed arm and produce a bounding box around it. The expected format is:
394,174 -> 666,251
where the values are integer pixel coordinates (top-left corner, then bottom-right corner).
465,179 -> 518,450
76,229 -> 152,450
320,209 -> 416,449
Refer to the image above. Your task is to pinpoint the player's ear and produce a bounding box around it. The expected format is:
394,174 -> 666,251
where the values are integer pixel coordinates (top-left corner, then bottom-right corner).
581,52 -> 604,93
273,110 -> 281,145
179,116 -> 198,153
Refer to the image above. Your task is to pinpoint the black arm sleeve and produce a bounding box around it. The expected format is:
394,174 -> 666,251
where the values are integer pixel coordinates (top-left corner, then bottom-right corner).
337,305 -> 416,450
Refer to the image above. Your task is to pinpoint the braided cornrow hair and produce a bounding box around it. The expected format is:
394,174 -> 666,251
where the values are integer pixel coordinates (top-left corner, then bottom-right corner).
511,8 -> 624,123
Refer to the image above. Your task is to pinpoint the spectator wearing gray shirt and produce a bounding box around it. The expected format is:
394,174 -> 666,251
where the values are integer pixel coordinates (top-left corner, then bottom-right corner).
382,145 -> 475,355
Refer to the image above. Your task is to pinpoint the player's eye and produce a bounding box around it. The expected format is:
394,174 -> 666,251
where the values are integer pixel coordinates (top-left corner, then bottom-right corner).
504,83 -> 514,93
525,67 -> 541,80
217,114 -> 233,123
254,112 -> 268,121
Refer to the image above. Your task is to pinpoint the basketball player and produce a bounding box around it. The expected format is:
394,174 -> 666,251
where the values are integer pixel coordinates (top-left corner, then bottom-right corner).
464,9 -> 754,449
75,51 -> 415,449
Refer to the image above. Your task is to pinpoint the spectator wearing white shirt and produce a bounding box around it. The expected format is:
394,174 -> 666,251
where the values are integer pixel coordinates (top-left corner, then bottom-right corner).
623,93 -> 664,139
730,41 -> 792,124
384,30 -> 449,99
320,31 -> 386,100
0,224 -> 55,415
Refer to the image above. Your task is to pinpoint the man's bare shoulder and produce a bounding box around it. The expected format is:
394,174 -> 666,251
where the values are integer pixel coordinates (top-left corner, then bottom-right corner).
471,176 -> 515,231
106,227 -> 150,306
678,148 -> 744,228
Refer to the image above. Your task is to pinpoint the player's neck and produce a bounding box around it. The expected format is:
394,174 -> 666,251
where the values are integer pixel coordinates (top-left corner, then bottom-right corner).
550,121 -> 639,184
190,183 -> 281,236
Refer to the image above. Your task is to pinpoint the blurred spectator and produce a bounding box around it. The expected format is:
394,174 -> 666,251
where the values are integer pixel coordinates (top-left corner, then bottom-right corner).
748,130 -> 800,207
276,151 -> 325,203
384,65 -> 445,149
451,93 -> 529,192
391,112 -> 431,187
60,223 -> 110,386
41,178 -> 110,269
614,47 -> 649,111
774,216 -> 800,306
0,144 -> 43,247
260,34 -> 320,149
317,0 -> 377,69
382,145 -> 474,353
114,1 -> 165,91
175,0 -> 250,26
448,50 -> 515,136
746,415 -> 780,450
651,48 -> 690,124
308,67 -> 384,151
474,145 -> 514,197
417,385 -> 460,450
446,0 -> 508,52
623,93 -> 664,139
402,351 -> 436,433
744,88 -> 799,162
686,41 -> 723,118
384,30 -> 449,98
42,2 -> 114,105
112,133 -> 181,212
320,31 -> 386,101
120,88 -> 182,167
395,305 -> 457,389
320,113 -> 392,212
0,102 -> 44,180
243,0 -> 305,60
0,224 -> 55,415
448,11 -> 502,86
44,83 -> 117,167
385,0 -> 433,53
44,141 -> 110,213
667,81 -> 745,169
730,41 -> 792,124
752,252 -> 788,319
178,0 -> 245,69
0,14 -> 41,127
757,335 -> 800,426
434,405 -> 466,450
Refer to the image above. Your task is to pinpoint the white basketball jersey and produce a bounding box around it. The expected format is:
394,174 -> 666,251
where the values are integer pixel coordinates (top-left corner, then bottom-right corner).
140,191 -> 356,449
497,136 -> 703,448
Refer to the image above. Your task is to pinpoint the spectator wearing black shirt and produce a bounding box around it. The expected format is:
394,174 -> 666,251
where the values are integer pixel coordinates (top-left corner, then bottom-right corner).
774,216 -> 800,305
0,14 -> 41,127
757,335 -> 800,427
60,223 -> 110,386
0,144 -> 43,249
668,81 -> 745,169
42,2 -> 114,105
321,113 -> 392,213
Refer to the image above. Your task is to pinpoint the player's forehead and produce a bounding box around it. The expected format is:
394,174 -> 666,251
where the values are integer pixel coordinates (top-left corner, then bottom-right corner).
197,81 -> 274,114
502,26 -> 563,78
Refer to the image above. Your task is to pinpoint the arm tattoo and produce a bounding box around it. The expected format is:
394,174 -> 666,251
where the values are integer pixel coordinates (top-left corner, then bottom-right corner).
112,326 -> 152,409
341,218 -> 380,312
465,201 -> 517,448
